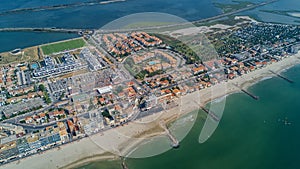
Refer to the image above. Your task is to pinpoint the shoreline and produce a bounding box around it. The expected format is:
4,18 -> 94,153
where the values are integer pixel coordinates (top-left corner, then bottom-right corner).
71,52 -> 300,168
2,52 -> 299,169
60,153 -> 118,169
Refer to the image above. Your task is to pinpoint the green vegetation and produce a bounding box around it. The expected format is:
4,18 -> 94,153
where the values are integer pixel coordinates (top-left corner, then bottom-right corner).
41,38 -> 85,55
135,69 -> 164,80
213,1 -> 254,13
102,109 -> 112,119
0,46 -> 41,65
39,84 -> 51,104
135,70 -> 149,80
153,33 -> 220,63
124,57 -> 140,76
152,34 -> 201,64
39,84 -> 46,92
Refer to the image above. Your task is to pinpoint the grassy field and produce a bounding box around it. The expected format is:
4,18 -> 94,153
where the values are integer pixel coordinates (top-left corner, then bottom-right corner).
41,38 -> 86,55
0,46 -> 41,65
124,57 -> 139,76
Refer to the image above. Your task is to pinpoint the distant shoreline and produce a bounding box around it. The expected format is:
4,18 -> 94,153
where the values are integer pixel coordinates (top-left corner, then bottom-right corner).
0,0 -> 127,17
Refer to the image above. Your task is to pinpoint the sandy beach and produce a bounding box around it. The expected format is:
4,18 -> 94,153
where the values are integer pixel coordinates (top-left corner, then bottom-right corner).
1,52 -> 300,169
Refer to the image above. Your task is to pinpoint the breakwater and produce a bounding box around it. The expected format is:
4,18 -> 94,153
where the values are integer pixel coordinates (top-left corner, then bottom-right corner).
269,70 -> 294,83
159,121 -> 180,148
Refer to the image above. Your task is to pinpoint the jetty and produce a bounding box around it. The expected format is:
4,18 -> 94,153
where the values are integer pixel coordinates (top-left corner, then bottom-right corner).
121,157 -> 129,169
200,106 -> 220,122
241,89 -> 259,100
269,70 -> 294,83
233,84 -> 259,100
159,121 -> 180,148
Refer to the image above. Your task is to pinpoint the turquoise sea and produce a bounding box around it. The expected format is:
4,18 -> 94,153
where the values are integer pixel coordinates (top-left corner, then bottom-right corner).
78,63 -> 300,169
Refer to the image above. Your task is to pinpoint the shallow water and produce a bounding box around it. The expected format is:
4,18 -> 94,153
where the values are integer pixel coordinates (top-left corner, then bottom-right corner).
77,64 -> 300,169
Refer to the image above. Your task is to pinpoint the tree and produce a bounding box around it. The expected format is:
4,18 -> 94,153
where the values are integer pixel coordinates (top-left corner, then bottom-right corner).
39,84 -> 46,92
102,109 -> 112,118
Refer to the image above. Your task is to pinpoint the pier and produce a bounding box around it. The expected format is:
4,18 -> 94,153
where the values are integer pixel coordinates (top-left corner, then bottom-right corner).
159,121 -> 180,148
200,106 -> 220,122
269,70 -> 294,83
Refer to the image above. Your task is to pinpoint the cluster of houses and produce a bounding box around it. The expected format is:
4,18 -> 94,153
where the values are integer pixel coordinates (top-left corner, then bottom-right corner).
0,117 -> 85,163
132,52 -> 155,64
102,32 -> 163,61
2,21 -> 300,164
0,64 -> 17,90
23,109 -> 67,125
103,33 -> 142,60
0,63 -> 36,103
143,50 -> 177,73
130,32 -> 163,47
